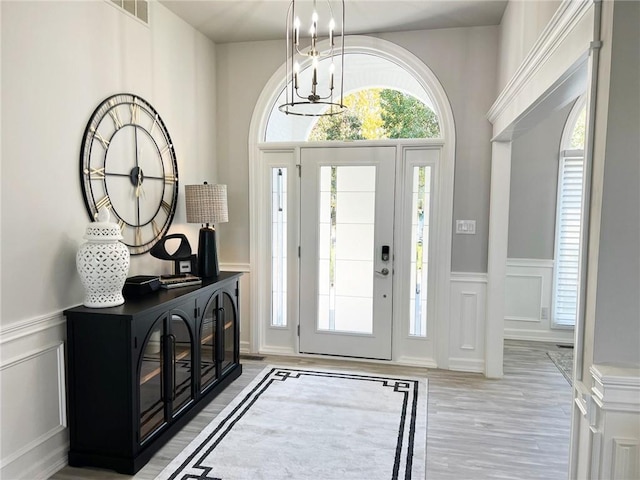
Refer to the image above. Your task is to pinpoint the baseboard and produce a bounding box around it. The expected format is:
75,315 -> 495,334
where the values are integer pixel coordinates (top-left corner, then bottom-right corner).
1,427 -> 69,480
259,345 -> 297,356
22,443 -> 68,480
448,357 -> 485,373
395,356 -> 438,369
240,340 -> 251,354
504,328 -> 574,344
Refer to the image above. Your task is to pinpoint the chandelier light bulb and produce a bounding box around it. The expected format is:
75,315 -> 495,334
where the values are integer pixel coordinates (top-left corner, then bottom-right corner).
294,16 -> 300,45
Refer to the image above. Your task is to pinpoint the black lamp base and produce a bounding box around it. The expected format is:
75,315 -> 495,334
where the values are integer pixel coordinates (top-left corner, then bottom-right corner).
197,226 -> 219,278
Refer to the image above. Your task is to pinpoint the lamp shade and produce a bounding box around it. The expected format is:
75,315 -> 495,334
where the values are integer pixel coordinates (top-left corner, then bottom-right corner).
185,184 -> 228,225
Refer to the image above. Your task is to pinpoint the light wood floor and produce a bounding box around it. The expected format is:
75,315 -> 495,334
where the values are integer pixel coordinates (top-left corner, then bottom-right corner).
50,340 -> 572,480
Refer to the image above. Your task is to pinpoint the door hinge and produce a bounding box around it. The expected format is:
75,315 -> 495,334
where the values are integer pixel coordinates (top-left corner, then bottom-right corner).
297,325 -> 300,336
194,307 -> 200,318
298,246 -> 301,258
297,164 -> 301,177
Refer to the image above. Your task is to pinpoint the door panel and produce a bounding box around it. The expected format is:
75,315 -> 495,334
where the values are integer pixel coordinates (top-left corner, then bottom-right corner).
299,146 -> 395,359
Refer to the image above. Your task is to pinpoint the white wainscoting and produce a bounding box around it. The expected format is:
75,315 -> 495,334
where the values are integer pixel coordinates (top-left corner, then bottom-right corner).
448,272 -> 487,373
504,258 -> 574,344
571,366 -> 640,479
0,313 -> 68,480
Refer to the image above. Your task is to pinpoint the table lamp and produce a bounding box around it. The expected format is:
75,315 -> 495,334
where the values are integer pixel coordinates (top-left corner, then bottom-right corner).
185,183 -> 228,278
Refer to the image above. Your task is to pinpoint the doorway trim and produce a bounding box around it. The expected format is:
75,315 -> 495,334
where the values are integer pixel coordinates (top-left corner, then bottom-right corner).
248,36 -> 456,367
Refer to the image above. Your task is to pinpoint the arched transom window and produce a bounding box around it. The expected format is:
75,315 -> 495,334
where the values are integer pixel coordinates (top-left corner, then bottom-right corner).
265,53 -> 442,142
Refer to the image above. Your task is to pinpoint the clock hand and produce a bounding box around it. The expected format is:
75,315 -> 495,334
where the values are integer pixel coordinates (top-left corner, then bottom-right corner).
135,170 -> 145,198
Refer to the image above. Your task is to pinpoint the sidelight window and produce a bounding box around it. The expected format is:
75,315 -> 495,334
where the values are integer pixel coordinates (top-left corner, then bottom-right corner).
271,168 -> 288,327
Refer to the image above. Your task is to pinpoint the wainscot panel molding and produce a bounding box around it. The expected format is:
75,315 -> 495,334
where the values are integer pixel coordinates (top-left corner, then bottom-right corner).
220,263 -> 251,273
0,311 -> 66,347
572,365 -> 640,479
504,258 -> 574,344
0,313 -> 68,480
449,272 -> 487,373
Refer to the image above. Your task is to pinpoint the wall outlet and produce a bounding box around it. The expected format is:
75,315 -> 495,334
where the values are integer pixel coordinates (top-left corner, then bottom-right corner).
456,220 -> 476,234
541,307 -> 549,320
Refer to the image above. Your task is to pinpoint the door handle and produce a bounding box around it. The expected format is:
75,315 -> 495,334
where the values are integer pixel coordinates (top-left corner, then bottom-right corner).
375,268 -> 390,276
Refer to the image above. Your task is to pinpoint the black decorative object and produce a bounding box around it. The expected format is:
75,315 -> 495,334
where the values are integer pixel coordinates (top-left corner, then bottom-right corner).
149,233 -> 192,261
198,227 -> 218,277
123,275 -> 161,297
185,183 -> 228,278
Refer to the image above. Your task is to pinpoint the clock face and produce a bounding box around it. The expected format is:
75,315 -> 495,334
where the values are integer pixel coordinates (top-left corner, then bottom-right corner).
80,94 -> 178,255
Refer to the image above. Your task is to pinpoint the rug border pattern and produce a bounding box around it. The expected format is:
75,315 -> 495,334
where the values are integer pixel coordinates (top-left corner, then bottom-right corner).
158,366 -> 427,480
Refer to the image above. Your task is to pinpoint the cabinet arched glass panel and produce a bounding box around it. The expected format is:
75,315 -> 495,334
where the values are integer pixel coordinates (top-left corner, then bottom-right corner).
138,311 -> 194,443
139,321 -> 165,441
200,304 -> 217,391
200,290 -> 238,393
170,313 -> 193,414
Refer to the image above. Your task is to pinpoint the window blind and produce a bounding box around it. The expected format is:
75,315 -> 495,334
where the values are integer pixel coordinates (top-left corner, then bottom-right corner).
552,152 -> 584,327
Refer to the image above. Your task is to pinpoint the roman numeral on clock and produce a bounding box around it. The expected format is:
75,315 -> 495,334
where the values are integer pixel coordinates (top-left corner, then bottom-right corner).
85,167 -> 105,180
130,103 -> 140,124
108,105 -> 123,130
90,127 -> 110,149
95,196 -> 112,212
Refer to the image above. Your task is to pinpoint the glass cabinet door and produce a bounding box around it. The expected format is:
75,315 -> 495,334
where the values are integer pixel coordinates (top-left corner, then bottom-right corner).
200,302 -> 217,392
220,292 -> 236,374
169,313 -> 193,415
139,321 -> 165,442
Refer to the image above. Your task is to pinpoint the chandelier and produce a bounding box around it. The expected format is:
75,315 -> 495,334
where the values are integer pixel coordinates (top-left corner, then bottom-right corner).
278,0 -> 347,117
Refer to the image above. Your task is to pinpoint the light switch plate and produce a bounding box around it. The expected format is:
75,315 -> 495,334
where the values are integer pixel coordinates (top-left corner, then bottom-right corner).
456,220 -> 476,234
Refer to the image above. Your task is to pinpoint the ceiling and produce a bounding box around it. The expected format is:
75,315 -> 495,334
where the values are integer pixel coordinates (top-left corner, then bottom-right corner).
159,1 -> 508,44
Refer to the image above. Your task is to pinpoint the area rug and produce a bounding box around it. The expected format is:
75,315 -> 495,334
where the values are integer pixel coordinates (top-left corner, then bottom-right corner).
155,366 -> 428,480
547,350 -> 574,386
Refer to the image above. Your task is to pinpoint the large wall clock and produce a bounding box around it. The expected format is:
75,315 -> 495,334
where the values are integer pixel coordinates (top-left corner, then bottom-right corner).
80,93 -> 179,255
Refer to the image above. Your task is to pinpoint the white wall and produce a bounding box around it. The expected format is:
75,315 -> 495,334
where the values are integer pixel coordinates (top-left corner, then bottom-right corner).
0,1 -> 217,477
216,26 -> 499,274
591,0 -> 640,367
498,0 -> 562,92
508,102 -> 572,259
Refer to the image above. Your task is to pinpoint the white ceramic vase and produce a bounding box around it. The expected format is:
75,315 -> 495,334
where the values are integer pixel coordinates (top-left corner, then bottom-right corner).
76,208 -> 130,308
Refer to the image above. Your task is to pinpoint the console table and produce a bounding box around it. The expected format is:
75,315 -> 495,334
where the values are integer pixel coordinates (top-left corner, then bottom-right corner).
64,272 -> 242,474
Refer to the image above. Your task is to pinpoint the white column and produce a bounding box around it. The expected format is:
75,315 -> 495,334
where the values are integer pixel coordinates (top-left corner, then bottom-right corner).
485,140 -> 512,378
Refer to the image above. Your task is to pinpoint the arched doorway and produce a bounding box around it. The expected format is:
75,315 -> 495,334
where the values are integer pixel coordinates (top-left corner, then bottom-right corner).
248,36 -> 456,367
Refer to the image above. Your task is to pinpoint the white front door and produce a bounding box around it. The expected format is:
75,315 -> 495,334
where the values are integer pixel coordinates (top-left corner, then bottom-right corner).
299,146 -> 396,360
